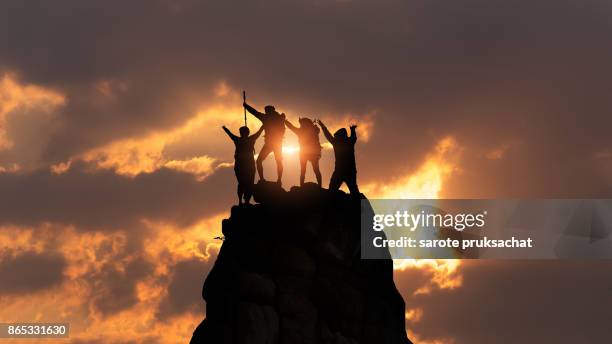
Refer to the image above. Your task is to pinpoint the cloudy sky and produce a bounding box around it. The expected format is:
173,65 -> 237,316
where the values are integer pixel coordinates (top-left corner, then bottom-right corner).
1,0 -> 612,343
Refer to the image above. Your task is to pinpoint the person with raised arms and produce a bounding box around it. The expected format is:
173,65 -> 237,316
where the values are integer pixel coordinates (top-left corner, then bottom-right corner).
222,124 -> 264,205
317,119 -> 361,195
285,117 -> 322,187
243,101 -> 286,185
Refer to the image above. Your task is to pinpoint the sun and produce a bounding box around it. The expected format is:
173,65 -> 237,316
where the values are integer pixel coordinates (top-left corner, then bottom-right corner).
282,145 -> 300,154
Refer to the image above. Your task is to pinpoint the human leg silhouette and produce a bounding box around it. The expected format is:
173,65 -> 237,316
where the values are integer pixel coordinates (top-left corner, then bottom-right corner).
236,161 -> 254,204
272,145 -> 283,184
299,156 -> 307,186
236,183 -> 244,204
234,167 -> 244,204
243,163 -> 255,204
345,172 -> 360,195
256,144 -> 273,181
311,157 -> 322,187
329,170 -> 343,191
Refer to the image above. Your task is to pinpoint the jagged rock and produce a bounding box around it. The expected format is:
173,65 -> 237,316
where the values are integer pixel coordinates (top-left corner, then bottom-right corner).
253,181 -> 287,205
191,182 -> 412,344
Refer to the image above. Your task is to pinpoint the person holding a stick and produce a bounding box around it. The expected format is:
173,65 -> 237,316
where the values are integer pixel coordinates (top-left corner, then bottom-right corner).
243,100 -> 286,185
222,124 -> 264,205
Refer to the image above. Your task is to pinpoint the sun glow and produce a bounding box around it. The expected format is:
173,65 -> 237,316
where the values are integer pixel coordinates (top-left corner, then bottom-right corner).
282,145 -> 300,154
362,137 -> 465,290
364,136 -> 460,199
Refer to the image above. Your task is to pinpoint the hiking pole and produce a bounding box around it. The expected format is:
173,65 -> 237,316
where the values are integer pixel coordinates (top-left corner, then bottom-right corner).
243,90 -> 247,127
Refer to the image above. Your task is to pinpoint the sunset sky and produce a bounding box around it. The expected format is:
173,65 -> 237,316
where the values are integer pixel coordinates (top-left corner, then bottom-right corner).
1,1 -> 612,343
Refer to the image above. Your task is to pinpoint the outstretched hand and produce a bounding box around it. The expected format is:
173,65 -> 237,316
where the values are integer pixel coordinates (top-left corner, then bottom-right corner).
222,125 -> 227,129
350,124 -> 358,130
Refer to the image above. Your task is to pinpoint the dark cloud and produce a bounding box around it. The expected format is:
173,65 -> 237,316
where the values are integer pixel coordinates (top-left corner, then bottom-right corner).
0,105 -> 61,170
0,162 -> 234,230
0,251 -> 66,294
91,257 -> 154,316
396,261 -> 612,344
0,1 -> 611,198
157,258 -> 210,318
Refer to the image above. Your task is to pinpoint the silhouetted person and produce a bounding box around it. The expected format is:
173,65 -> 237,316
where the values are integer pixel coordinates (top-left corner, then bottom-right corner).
317,120 -> 360,195
222,125 -> 264,204
285,117 -> 322,187
243,102 -> 286,185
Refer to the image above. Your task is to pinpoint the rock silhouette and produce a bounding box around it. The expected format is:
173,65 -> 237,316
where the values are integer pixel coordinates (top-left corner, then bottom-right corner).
190,182 -> 412,344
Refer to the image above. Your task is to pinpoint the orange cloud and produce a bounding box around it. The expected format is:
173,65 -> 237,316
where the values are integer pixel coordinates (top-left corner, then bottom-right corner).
364,136 -> 461,199
80,131 -> 218,178
406,329 -> 456,344
394,259 -> 463,294
405,307 -> 424,323
142,213 -> 225,265
0,225 -> 49,256
362,137 -> 465,300
0,74 -> 65,150
76,88 -> 249,177
0,163 -> 20,173
77,126 -> 221,178
0,210 -> 226,343
164,156 -> 216,181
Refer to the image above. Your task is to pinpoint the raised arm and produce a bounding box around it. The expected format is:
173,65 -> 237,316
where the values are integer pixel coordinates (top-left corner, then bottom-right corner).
243,102 -> 265,122
317,120 -> 334,143
284,119 -> 299,135
222,126 -> 238,141
349,124 -> 357,143
250,125 -> 265,140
